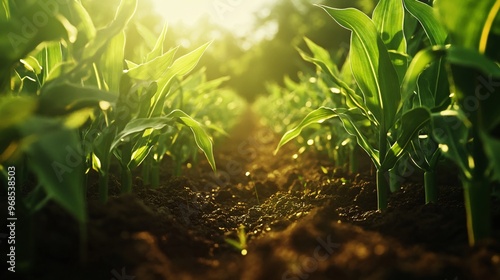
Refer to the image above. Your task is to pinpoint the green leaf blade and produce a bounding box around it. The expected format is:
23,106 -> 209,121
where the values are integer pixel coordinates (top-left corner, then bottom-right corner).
320,6 -> 400,129
403,0 -> 447,45
167,110 -> 216,171
373,0 -> 406,52
275,107 -> 338,155
382,107 -> 431,170
436,0 -> 499,51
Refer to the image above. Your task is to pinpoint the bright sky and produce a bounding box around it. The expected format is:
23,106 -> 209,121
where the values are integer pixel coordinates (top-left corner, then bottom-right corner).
150,0 -> 275,38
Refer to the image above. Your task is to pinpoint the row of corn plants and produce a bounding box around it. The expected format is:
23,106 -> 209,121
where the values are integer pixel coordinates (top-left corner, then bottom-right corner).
254,46 -> 361,174
272,0 -> 500,246
0,0 -> 243,267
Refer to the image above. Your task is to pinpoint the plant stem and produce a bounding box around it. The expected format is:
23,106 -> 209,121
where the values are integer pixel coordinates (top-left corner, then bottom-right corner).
377,128 -> 389,210
463,179 -> 491,246
376,169 -> 389,210
424,171 -> 437,203
174,161 -> 182,176
142,159 -> 151,186
151,161 -> 160,189
121,168 -> 132,194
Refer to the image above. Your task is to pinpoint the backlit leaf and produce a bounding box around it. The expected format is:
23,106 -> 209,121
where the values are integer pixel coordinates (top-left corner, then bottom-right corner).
403,0 -> 447,45
21,118 -> 86,223
320,6 -> 400,129
431,110 -> 472,179
168,109 -> 216,171
373,0 -> 406,52
382,107 -> 431,170
275,107 -> 339,155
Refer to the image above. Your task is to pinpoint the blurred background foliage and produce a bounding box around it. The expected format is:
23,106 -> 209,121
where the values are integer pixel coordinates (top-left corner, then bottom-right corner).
82,0 -> 377,102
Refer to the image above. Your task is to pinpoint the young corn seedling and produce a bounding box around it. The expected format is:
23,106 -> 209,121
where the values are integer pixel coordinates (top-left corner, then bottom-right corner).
225,225 -> 248,256
256,42 -> 357,173
0,0 -> 134,265
400,0 -> 451,203
92,39 -> 216,201
276,0 -> 431,210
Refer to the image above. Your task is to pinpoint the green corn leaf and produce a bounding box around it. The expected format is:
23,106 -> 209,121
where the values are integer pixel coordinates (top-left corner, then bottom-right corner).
41,42 -> 63,83
111,117 -> 174,151
101,31 -> 126,92
403,0 -> 447,45
127,128 -> 162,170
71,0 -> 97,43
336,108 -> 380,168
446,46 -> 500,77
403,7 -> 419,50
82,0 -> 137,60
373,0 -> 406,52
1,0 -> 10,20
125,60 -> 139,69
146,23 -> 168,62
481,130 -> 500,181
303,37 -> 339,74
134,21 -> 159,52
275,107 -> 339,155
125,46 -> 179,80
92,127 -> 116,175
401,45 -> 447,108
0,96 -> 38,130
416,57 -> 450,110
137,82 -> 159,119
436,0 -> 499,52
196,76 -> 231,92
339,55 -> 355,89
320,6 -> 400,129
150,42 -> 212,117
20,56 -> 43,75
296,46 -> 366,115
431,110 -> 472,180
388,51 -> 411,83
480,83 -> 500,132
410,138 -> 432,171
161,42 -> 211,79
167,109 -> 216,171
129,145 -> 155,170
38,83 -> 118,116
0,4 -> 75,79
21,118 -> 86,223
382,107 -> 431,171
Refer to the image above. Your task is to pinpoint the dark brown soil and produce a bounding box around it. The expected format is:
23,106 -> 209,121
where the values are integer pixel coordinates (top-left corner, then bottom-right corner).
2,107 -> 500,280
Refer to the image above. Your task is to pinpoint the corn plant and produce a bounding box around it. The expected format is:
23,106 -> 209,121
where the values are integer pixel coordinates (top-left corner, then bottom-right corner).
90,36 -> 217,202
1,0 -> 237,234
0,0 -> 124,224
47,0 -> 234,203
0,0 -> 132,267
397,0 -> 450,203
255,41 -> 359,173
401,0 -> 500,245
142,67 -> 244,181
276,0 -> 431,210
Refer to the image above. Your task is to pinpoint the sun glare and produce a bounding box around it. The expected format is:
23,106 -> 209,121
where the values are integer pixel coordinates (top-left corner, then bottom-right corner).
150,0 -> 273,37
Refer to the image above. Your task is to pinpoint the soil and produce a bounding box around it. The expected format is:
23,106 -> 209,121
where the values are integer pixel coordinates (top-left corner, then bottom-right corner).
2,107 -> 500,280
